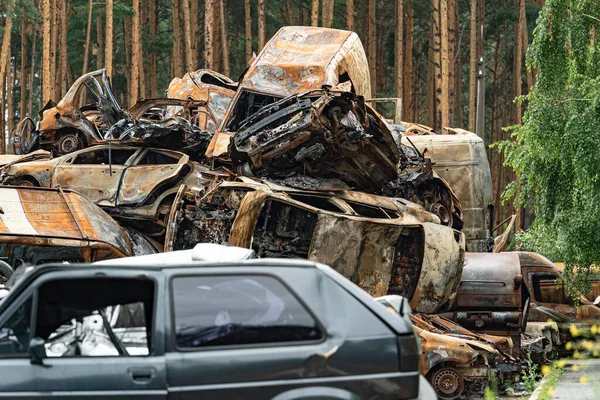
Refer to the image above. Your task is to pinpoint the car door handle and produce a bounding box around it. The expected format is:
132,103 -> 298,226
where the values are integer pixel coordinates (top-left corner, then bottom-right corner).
128,367 -> 156,383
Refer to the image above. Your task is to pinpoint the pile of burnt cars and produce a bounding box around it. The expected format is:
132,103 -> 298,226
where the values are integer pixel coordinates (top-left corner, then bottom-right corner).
3,25 -> 592,399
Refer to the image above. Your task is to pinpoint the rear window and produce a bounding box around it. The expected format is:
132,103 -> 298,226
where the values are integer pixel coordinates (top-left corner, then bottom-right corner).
172,275 -> 323,348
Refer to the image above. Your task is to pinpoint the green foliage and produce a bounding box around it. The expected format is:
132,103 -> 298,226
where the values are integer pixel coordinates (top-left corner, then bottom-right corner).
484,370 -> 499,400
501,0 -> 600,294
522,347 -> 539,392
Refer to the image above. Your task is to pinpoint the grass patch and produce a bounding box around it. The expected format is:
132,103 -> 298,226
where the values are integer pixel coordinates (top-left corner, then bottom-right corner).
537,362 -> 564,400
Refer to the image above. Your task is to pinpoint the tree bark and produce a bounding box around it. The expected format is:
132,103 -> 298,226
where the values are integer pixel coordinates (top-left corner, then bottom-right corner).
403,6 -> 413,121
395,0 -> 403,105
346,0 -> 353,31
42,0 -> 51,102
96,11 -> 103,71
149,0 -> 158,97
204,0 -> 214,69
515,0 -> 523,125
522,0 -> 532,91
219,0 -> 230,76
28,29 -> 37,117
322,0 -> 334,28
172,0 -> 184,76
7,47 -> 14,135
440,0 -> 449,130
0,74 -> 4,153
432,0 -> 441,130
50,0 -> 58,100
367,0 -> 376,97
59,2 -> 71,97
448,0 -> 457,125
106,0 -> 113,78
191,0 -> 199,67
258,0 -> 266,51
468,0 -> 477,131
131,0 -> 141,106
311,0 -> 319,26
0,0 -> 14,91
82,0 -> 93,75
245,0 -> 252,63
20,14 -> 28,119
181,0 -> 194,72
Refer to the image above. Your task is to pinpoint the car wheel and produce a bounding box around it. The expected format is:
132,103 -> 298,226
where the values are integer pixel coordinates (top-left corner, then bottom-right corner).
430,367 -> 465,400
14,178 -> 39,187
0,261 -> 14,284
56,133 -> 82,155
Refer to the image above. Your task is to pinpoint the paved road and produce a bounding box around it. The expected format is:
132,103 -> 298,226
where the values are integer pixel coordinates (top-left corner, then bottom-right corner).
551,359 -> 600,399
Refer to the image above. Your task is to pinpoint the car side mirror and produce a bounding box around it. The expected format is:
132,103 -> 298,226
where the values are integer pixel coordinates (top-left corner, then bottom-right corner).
29,337 -> 50,367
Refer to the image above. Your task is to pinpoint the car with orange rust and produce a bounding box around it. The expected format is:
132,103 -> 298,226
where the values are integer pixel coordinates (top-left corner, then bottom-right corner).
0,145 -> 213,235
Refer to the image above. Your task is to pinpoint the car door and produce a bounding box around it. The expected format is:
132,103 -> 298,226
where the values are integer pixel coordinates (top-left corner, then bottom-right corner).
117,149 -> 188,206
0,268 -> 167,399
53,147 -> 138,206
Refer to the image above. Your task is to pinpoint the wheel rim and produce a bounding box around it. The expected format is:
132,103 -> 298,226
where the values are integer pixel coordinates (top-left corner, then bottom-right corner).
58,134 -> 80,154
429,202 -> 452,227
16,179 -> 35,187
433,369 -> 464,399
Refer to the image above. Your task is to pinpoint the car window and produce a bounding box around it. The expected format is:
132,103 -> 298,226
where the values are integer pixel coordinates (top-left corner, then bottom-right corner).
35,278 -> 155,357
532,275 -> 572,305
136,150 -> 181,165
0,298 -> 33,357
172,275 -> 322,348
208,92 -> 232,121
72,148 -> 136,165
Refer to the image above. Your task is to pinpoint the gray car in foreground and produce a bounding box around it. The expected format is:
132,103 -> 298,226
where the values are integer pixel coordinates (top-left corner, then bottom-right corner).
0,244 -> 434,399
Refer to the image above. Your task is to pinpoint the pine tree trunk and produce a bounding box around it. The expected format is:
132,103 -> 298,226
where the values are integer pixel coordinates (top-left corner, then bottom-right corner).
522,0 -> 532,91
468,0 -> 477,131
515,0 -> 523,125
440,0 -> 449,131
0,1 -> 14,108
213,0 -> 222,72
181,0 -> 194,72
191,0 -> 199,67
245,0 -> 252,63
106,0 -> 113,78
96,12 -> 104,70
130,0 -> 141,106
367,0 -> 376,97
432,0 -> 441,130
82,0 -> 93,75
28,29 -> 37,117
0,74 -> 4,153
219,0 -> 230,76
448,0 -> 456,126
7,48 -> 14,135
172,0 -> 184,75
311,0 -> 319,26
204,0 -> 214,69
322,0 -> 333,28
20,15 -> 28,118
346,0 -> 353,31
42,0 -> 51,102
59,2 -> 71,97
149,0 -> 158,97
426,22 -> 436,128
258,0 -> 266,51
395,0 -> 403,104
50,0 -> 58,100
376,7 -> 384,94
403,6 -> 413,121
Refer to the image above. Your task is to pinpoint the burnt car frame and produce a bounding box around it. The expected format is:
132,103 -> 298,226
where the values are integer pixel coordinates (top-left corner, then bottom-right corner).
0,145 -> 210,234
166,177 -> 465,314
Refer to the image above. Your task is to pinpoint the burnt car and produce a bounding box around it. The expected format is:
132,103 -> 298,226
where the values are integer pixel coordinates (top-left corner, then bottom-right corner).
15,69 -> 211,157
166,69 -> 237,135
166,177 -> 465,314
0,186 -> 154,281
0,145 -> 212,236
0,243 -> 435,399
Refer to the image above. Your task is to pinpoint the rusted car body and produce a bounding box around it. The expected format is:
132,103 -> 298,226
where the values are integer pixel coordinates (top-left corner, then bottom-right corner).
397,125 -> 493,251
166,177 -> 465,314
439,252 -> 524,356
411,313 -> 517,399
166,69 -> 236,135
207,26 -> 372,159
518,251 -> 600,322
0,146 -> 211,235
0,186 -> 136,273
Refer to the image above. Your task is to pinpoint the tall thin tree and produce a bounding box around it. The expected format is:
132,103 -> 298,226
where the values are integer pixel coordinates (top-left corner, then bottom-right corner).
0,0 -> 14,96
346,0 -> 353,31
440,0 -> 450,130
106,0 -> 113,78
258,0 -> 266,51
181,0 -> 194,72
395,0 -> 403,107
42,0 -> 52,102
311,0 -> 319,26
245,0 -> 252,63
204,0 -> 214,69
468,0 -> 477,131
220,0 -> 230,76
367,0 -> 376,96
59,2 -> 71,96
131,0 -> 141,106
82,0 -> 94,75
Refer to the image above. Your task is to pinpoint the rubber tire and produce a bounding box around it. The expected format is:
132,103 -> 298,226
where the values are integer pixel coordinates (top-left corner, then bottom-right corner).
0,261 -> 14,284
56,133 -> 83,155
14,178 -> 39,187
429,367 -> 465,400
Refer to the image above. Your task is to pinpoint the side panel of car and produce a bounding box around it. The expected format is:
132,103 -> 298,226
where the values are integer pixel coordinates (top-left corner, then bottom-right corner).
164,266 -> 417,400
0,268 -> 168,399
